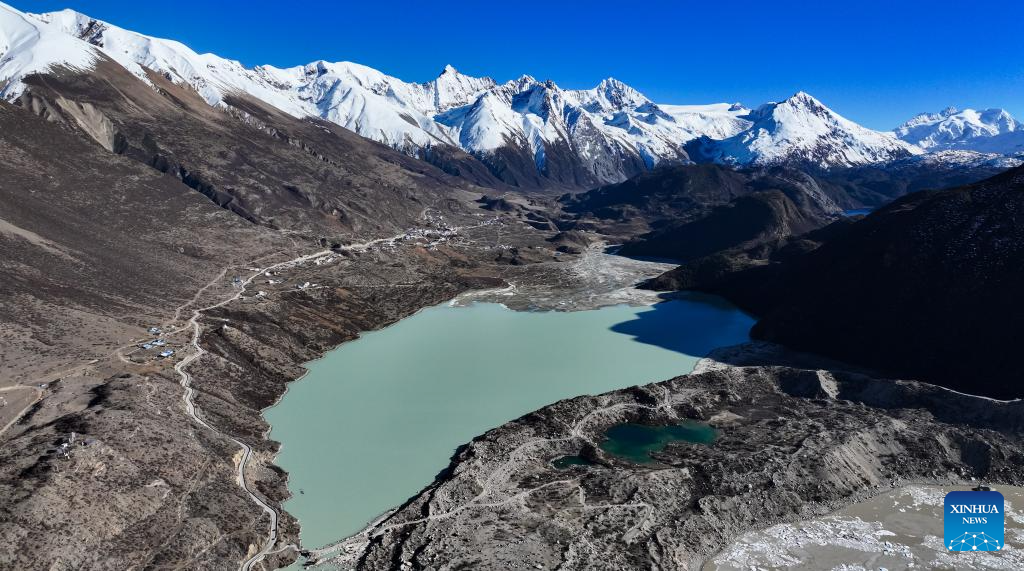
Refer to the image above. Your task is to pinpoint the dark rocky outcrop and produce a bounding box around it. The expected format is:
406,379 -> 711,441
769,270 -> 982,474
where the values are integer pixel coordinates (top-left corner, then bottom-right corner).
558,164 -> 842,259
617,190 -> 826,261
546,231 -> 596,254
649,166 -> 1024,399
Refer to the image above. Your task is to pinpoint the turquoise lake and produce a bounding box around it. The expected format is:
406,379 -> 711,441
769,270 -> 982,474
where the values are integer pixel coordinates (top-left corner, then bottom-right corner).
599,421 -> 718,463
264,295 -> 752,549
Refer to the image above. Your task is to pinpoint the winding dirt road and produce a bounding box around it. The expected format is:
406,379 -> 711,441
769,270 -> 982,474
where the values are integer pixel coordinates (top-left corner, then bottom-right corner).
172,231 -> 417,570
169,218 -> 491,570
170,249 -> 329,570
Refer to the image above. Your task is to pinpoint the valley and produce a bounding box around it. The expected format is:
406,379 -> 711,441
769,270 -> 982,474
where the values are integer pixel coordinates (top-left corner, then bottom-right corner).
265,261 -> 752,552
2,2 -> 1024,570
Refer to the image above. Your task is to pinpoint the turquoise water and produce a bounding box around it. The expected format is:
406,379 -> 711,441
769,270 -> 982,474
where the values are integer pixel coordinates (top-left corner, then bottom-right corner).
599,421 -> 718,463
265,297 -> 752,549
551,455 -> 596,469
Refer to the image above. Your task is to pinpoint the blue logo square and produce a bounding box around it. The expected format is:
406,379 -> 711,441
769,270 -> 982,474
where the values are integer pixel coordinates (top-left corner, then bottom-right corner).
945,490 -> 1005,552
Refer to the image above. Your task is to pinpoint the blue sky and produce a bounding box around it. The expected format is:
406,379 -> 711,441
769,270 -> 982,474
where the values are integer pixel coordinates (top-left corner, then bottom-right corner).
15,0 -> 1024,129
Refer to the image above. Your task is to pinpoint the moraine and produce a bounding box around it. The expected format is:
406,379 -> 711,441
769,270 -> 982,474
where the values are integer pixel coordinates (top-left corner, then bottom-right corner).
264,294 -> 752,551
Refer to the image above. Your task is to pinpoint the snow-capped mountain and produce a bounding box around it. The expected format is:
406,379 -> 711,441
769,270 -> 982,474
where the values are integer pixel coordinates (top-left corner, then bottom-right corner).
894,107 -> 1024,155
28,8 -> 316,119
0,4 -> 101,99
899,149 -> 1023,170
2,2 -> 1019,188
1,4 -> 760,187
13,6 -> 718,186
686,92 -> 921,169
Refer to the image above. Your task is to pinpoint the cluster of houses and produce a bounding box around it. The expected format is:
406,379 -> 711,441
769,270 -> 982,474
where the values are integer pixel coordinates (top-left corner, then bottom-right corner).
401,225 -> 459,243
138,338 -> 168,350
139,326 -> 175,358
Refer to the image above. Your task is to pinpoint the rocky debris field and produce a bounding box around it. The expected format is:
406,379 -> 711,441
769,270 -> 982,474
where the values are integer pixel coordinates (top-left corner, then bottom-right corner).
709,484 -> 1024,571
313,348 -> 1024,570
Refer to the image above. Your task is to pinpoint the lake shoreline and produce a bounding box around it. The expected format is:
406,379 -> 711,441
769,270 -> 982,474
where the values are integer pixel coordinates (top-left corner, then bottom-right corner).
266,296 -> 753,550
320,350 -> 1024,570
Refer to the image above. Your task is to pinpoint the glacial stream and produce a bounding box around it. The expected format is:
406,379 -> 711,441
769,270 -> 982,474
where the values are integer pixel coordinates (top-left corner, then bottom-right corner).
264,295 -> 752,550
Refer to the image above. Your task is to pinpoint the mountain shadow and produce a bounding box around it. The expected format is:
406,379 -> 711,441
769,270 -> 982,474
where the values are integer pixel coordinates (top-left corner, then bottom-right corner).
608,293 -> 753,358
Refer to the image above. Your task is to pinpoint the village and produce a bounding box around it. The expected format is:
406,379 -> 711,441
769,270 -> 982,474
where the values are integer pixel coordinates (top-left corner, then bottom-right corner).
119,212 -> 504,370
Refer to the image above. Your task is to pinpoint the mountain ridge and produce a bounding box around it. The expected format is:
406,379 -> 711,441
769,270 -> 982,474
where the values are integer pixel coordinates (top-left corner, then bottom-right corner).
8,3 -> 1019,191
686,91 -> 921,169
646,165 -> 1024,399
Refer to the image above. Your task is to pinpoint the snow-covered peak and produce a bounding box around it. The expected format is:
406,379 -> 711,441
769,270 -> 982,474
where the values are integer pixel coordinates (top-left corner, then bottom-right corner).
28,7 -> 309,115
27,8 -> 94,38
427,64 -> 495,112
690,91 -> 921,168
570,77 -> 651,113
751,91 -> 830,120
894,106 -> 1021,154
0,3 -> 98,99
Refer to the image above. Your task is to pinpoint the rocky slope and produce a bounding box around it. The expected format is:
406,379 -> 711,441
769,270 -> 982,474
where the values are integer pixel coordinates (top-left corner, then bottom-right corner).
647,165 -> 1024,399
618,190 -> 830,261
0,97 -> 283,385
556,165 -> 838,260
18,56 -> 492,237
814,149 -> 1021,207
556,159 -> 1010,264
312,354 -> 1024,570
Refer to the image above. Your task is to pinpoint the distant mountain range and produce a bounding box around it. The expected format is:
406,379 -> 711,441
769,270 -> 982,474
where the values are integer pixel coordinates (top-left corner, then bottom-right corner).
893,106 -> 1024,155
685,91 -> 921,168
1,3 -> 1022,189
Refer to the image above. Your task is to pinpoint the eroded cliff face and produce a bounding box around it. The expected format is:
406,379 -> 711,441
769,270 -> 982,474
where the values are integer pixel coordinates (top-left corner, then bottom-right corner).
311,350 -> 1024,570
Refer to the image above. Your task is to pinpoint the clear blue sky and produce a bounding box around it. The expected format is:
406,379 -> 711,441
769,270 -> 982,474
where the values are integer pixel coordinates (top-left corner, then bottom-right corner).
15,0 -> 1024,129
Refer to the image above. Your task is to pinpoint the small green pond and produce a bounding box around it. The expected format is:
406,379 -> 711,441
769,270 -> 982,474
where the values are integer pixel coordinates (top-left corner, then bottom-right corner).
599,420 -> 718,463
